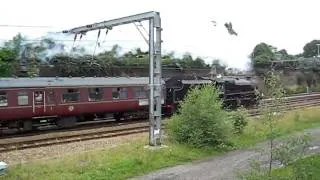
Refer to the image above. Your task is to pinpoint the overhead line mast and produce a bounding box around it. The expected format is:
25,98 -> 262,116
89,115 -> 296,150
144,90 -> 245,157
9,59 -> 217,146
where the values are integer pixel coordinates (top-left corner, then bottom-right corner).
61,11 -> 163,146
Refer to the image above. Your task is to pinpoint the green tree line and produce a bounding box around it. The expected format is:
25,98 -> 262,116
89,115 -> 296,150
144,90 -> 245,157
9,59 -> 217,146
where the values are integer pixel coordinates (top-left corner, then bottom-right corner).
0,34 -> 225,77
250,40 -> 320,73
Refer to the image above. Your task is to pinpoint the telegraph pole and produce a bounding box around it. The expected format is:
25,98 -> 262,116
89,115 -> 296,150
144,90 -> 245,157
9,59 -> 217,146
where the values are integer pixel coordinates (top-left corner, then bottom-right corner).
317,44 -> 320,57
62,11 -> 163,146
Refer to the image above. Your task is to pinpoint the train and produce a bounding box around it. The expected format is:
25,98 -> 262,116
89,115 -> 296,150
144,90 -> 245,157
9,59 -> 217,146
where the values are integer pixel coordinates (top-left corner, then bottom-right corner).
164,75 -> 260,115
0,76 -> 260,131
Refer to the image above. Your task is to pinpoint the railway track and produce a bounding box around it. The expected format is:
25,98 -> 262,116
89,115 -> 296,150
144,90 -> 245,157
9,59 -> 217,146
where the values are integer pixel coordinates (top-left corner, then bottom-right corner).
1,93 -> 320,153
0,122 -> 150,153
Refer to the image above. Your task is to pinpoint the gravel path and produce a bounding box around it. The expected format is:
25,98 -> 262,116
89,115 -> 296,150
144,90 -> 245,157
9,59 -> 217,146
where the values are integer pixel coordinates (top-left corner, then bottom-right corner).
131,128 -> 320,180
0,132 -> 148,166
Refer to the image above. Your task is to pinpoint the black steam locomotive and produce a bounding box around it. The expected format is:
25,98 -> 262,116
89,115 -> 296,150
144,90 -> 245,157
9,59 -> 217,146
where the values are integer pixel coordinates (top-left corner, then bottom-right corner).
163,75 -> 260,115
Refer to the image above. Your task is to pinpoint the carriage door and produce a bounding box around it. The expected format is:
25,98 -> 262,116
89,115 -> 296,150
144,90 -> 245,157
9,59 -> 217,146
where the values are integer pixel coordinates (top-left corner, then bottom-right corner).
45,89 -> 56,114
33,90 -> 45,116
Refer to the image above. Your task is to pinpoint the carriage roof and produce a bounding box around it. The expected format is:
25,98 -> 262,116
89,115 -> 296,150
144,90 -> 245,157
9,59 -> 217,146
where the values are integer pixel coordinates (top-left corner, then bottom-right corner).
0,77 -> 154,89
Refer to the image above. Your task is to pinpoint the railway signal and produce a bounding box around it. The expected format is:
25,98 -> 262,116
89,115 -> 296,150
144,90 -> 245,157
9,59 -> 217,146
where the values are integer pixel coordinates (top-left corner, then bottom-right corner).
61,11 -> 163,147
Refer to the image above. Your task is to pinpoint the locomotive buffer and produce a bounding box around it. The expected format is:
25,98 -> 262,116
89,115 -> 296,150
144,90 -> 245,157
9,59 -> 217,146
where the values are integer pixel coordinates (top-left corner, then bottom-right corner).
62,11 -> 163,146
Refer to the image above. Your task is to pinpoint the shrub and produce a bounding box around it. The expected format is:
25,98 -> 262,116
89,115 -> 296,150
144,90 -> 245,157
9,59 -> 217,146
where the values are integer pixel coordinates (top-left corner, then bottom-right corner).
272,134 -> 311,166
167,84 -> 232,148
229,106 -> 248,134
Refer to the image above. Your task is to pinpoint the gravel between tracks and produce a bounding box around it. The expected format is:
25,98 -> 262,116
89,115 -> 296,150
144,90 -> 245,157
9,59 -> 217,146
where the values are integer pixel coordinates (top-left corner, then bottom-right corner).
132,128 -> 320,180
0,132 -> 148,166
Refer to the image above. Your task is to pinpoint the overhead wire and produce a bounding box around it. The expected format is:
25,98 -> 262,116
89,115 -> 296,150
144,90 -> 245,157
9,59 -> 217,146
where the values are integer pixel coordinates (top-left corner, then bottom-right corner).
133,22 -> 148,45
102,29 -> 109,43
0,24 -> 147,61
0,39 -> 141,43
0,25 -> 56,28
92,29 -> 101,61
138,22 -> 148,36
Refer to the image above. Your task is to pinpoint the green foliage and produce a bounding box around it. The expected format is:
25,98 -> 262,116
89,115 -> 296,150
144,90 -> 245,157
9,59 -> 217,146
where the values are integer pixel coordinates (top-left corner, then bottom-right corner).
238,71 -> 316,180
271,154 -> 320,180
0,33 -> 213,77
4,33 -> 24,55
0,47 -> 19,77
291,156 -> 316,180
236,160 -> 270,180
249,42 -> 302,74
259,71 -> 286,176
167,84 -> 232,148
2,107 -> 320,180
0,139 -> 221,180
272,134 -> 311,166
251,43 -> 275,65
47,48 -> 211,76
303,39 -> 320,58
284,85 -> 309,95
237,134 -> 312,180
229,106 -> 248,134
0,34 -> 24,77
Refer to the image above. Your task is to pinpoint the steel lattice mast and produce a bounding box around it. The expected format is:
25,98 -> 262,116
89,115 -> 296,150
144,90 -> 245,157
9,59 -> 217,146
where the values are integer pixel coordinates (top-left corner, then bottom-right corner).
62,11 -> 162,146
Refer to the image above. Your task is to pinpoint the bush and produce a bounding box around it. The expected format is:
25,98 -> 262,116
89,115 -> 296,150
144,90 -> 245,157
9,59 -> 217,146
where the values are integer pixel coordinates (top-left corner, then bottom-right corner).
284,85 -> 306,95
167,84 -> 232,148
272,134 -> 311,166
229,107 -> 248,134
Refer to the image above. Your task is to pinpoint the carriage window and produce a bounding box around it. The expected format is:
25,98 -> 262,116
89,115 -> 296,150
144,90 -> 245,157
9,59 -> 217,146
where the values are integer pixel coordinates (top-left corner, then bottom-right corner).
134,87 -> 147,99
47,90 -> 55,104
34,91 -> 44,104
62,89 -> 80,103
88,87 -> 103,101
112,87 -> 128,99
18,92 -> 29,105
0,92 -> 8,107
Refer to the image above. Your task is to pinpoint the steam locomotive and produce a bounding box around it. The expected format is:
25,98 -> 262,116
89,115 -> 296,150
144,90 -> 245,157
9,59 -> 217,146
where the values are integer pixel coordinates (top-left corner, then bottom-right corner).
163,75 -> 260,115
0,76 -> 260,131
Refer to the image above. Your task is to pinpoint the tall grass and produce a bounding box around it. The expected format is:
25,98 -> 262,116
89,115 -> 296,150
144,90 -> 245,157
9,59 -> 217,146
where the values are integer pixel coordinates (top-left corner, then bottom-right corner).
272,154 -> 320,179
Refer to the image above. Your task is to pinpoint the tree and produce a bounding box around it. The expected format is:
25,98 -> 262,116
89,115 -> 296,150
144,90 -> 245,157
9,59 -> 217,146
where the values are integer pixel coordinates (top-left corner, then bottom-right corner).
180,53 -> 194,68
97,44 -> 122,66
167,84 -> 232,148
250,43 -> 297,74
261,71 -> 285,176
122,48 -> 148,66
275,49 -> 294,60
302,39 -> 320,58
251,43 -> 276,66
0,34 -> 25,77
192,57 -> 206,68
162,51 -> 175,66
0,47 -> 17,76
4,33 -> 24,56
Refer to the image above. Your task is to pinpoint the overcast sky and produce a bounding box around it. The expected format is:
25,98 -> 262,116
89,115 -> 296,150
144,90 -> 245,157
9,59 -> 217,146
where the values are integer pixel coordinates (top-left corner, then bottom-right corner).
1,0 -> 319,69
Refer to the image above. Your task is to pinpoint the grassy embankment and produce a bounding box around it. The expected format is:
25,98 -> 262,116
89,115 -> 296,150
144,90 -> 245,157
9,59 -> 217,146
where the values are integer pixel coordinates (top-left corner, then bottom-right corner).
271,154 -> 320,179
2,107 -> 320,180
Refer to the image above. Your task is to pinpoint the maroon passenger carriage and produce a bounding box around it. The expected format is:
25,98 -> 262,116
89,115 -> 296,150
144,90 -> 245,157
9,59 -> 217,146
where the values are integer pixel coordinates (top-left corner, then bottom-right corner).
0,77 -> 165,131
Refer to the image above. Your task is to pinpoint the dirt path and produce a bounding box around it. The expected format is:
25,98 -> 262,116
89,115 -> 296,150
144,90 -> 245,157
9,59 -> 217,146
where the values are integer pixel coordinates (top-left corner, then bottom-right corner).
131,128 -> 320,180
